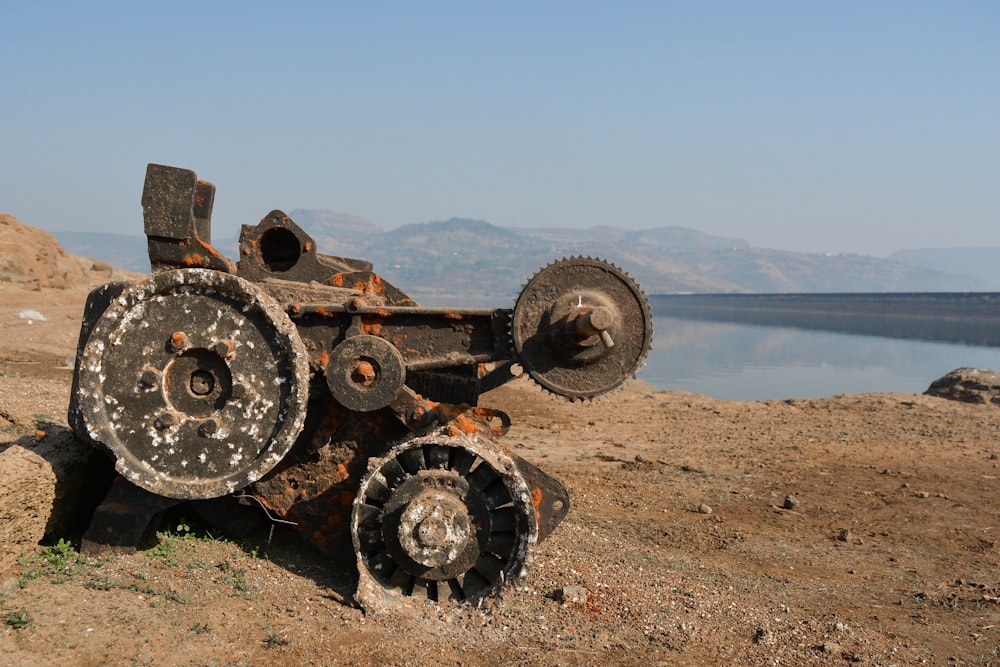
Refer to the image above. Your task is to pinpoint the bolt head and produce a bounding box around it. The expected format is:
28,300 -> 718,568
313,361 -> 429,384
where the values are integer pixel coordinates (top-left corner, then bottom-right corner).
139,368 -> 161,389
587,306 -> 614,331
154,412 -> 176,429
212,340 -> 234,359
351,360 -> 377,386
169,332 -> 188,351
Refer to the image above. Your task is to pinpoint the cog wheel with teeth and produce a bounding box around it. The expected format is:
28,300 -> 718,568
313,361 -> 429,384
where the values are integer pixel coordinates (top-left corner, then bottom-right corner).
511,257 -> 653,400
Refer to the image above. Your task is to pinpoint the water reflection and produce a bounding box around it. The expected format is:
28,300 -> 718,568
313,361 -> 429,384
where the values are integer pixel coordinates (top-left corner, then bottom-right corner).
638,316 -> 1000,401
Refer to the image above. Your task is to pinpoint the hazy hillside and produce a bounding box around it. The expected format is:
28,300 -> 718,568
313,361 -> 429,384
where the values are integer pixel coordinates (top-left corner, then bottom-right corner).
53,213 -> 990,306
890,247 -> 1000,290
52,231 -> 148,272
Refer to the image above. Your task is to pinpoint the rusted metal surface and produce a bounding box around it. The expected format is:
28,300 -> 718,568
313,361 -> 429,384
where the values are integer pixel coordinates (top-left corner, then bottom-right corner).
71,163 -> 652,610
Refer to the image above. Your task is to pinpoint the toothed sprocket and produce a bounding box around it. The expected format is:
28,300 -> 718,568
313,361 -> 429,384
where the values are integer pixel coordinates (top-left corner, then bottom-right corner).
511,257 -> 652,400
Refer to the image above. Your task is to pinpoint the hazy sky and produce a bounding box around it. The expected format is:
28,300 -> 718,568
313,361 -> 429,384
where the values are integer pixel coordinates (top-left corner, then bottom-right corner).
1,2 -> 997,257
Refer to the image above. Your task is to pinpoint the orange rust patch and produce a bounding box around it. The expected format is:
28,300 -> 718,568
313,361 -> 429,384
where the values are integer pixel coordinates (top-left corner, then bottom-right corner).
443,312 -> 463,320
455,417 -> 478,434
332,274 -> 345,287
318,350 -> 330,368
192,233 -> 222,257
375,309 -> 390,318
531,487 -> 543,508
183,253 -> 204,266
361,316 -> 383,336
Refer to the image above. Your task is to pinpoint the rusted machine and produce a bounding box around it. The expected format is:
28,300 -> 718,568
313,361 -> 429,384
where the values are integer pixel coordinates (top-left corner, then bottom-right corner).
69,164 -> 652,609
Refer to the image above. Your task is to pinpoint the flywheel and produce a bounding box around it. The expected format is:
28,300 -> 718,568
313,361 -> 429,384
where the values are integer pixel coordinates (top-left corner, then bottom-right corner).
351,431 -> 537,610
511,257 -> 652,400
74,268 -> 310,499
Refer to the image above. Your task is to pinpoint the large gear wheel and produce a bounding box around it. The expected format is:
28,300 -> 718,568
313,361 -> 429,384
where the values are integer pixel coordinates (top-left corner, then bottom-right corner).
511,257 -> 652,400
352,431 -> 536,610
74,268 -> 310,499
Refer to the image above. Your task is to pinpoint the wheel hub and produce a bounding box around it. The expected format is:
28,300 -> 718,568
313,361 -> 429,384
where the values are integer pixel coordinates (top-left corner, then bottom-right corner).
397,489 -> 472,567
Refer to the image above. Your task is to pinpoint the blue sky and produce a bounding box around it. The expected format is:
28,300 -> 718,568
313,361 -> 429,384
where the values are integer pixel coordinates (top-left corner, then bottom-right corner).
1,2 -> 997,256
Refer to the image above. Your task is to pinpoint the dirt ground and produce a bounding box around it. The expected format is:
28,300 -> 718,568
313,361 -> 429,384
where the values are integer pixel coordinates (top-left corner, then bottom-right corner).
1,276 -> 999,666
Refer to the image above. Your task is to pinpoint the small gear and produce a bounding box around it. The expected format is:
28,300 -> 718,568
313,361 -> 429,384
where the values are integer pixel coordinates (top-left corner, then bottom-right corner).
511,257 -> 652,400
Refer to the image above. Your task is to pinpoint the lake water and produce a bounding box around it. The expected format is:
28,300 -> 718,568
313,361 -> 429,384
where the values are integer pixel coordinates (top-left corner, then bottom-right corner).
637,315 -> 1000,401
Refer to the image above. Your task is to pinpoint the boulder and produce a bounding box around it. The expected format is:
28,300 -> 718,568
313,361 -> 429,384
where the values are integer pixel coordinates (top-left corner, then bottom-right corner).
0,427 -> 114,573
0,213 -> 91,289
924,367 -> 1000,406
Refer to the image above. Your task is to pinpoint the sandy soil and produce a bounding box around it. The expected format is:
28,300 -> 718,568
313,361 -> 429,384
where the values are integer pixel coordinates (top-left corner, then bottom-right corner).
1,279 -> 998,666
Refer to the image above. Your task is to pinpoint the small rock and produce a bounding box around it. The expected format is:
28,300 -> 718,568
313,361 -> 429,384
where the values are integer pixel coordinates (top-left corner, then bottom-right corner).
697,503 -> 712,514
0,577 -> 21,596
16,309 -> 47,322
552,585 -> 589,604
836,529 -> 851,542
782,494 -> 799,510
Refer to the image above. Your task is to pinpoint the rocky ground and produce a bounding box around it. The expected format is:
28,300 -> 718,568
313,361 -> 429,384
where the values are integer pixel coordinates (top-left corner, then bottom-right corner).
0,214 -> 998,665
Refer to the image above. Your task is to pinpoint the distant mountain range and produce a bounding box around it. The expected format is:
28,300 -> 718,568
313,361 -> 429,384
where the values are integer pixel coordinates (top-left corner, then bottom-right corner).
52,213 -> 1000,306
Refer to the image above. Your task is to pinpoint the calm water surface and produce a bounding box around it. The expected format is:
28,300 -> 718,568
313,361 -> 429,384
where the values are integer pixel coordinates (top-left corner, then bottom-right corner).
637,316 -> 1000,401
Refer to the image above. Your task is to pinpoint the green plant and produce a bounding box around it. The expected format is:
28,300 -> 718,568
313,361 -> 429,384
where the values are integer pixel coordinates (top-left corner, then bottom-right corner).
18,538 -> 88,584
144,536 -> 178,563
4,608 -> 31,629
166,590 -> 189,604
88,578 -> 115,591
174,517 -> 192,537
226,568 -> 248,593
262,631 -> 290,649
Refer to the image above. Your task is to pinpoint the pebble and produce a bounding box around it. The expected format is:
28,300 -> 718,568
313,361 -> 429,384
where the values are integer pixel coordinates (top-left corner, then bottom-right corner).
0,577 -> 20,596
782,494 -> 799,510
552,585 -> 590,604
836,529 -> 851,542
698,503 -> 712,514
